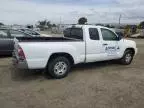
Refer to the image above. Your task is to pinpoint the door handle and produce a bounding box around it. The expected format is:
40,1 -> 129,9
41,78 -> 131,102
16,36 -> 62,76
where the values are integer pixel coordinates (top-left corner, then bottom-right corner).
103,43 -> 108,46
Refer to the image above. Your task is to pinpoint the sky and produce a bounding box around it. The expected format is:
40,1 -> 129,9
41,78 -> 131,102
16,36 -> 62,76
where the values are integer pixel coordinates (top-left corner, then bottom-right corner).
0,0 -> 144,25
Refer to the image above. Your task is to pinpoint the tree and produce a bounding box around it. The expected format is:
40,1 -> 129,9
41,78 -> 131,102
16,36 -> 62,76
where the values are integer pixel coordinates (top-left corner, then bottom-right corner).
78,17 -> 87,25
47,21 -> 52,28
139,21 -> 144,29
96,23 -> 104,26
37,20 -> 47,30
38,20 -> 47,26
0,22 -> 4,26
105,24 -> 110,28
124,25 -> 131,37
26,25 -> 33,29
52,24 -> 56,27
131,25 -> 137,34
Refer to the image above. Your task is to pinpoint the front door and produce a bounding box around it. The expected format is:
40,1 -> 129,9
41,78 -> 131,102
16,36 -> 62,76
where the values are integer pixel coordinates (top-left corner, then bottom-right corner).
100,28 -> 120,60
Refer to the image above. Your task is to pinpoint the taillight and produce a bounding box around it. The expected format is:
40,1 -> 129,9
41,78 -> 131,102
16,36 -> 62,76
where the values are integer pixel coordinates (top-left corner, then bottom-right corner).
18,45 -> 25,60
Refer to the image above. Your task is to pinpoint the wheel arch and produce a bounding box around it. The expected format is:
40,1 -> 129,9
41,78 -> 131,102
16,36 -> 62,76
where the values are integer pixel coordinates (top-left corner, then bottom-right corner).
125,48 -> 135,55
47,52 -> 75,67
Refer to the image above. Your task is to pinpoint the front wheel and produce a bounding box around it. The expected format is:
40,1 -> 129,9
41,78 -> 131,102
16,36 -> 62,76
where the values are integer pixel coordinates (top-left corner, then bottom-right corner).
120,50 -> 134,65
47,57 -> 71,79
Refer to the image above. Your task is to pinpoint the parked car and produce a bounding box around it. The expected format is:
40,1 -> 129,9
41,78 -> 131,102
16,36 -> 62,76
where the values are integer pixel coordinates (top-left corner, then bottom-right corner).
19,28 -> 50,37
13,25 -> 137,79
0,28 -> 38,55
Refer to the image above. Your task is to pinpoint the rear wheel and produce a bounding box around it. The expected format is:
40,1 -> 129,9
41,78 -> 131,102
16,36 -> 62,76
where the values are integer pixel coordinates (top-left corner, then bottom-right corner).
120,50 -> 134,65
47,56 -> 71,79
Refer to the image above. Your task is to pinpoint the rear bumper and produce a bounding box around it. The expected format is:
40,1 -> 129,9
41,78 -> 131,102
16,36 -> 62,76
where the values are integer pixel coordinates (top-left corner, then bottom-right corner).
12,58 -> 28,69
12,51 -> 28,69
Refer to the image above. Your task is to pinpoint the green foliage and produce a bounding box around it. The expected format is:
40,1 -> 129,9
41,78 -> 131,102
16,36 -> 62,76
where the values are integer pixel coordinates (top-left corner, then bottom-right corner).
131,25 -> 137,34
124,25 -> 131,37
105,24 -> 115,28
37,20 -> 47,30
27,25 -> 33,29
46,21 -> 51,28
78,17 -> 87,25
37,20 -> 57,31
52,24 -> 56,27
105,24 -> 110,28
39,20 -> 47,26
0,22 -> 4,26
139,21 -> 144,29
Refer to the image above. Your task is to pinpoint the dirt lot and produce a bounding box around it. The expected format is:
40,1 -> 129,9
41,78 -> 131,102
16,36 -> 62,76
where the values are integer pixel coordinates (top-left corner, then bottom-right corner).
0,39 -> 144,108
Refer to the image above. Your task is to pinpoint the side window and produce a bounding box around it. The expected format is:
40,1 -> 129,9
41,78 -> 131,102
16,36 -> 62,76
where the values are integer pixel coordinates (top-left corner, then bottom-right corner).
71,28 -> 83,40
10,30 -> 26,37
89,28 -> 99,40
0,29 -> 8,38
101,28 -> 117,41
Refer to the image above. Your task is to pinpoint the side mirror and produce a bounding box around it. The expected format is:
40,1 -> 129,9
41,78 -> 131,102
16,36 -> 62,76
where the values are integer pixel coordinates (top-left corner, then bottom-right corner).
116,36 -> 122,41
116,32 -> 123,41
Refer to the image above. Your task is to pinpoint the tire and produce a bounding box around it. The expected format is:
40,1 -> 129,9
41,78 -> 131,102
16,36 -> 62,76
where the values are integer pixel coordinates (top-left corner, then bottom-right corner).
47,56 -> 71,79
120,50 -> 134,65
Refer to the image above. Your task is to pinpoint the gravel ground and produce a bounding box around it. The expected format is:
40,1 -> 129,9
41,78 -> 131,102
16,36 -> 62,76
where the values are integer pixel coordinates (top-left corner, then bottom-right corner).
0,39 -> 144,108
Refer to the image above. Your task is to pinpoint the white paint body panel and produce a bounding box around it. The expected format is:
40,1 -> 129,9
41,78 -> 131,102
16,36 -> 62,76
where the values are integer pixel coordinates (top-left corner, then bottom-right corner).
16,25 -> 137,69
19,42 -> 85,69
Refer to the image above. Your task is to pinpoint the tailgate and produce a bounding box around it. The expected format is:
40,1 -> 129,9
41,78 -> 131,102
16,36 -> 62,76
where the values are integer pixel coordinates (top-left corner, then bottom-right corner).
12,38 -> 28,69
12,38 -> 19,58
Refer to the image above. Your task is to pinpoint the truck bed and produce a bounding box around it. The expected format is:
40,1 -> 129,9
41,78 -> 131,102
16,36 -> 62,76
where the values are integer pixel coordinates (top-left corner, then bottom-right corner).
16,37 -> 82,42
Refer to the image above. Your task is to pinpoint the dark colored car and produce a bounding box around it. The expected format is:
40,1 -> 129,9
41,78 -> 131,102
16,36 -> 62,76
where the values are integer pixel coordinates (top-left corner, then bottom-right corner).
0,28 -> 36,55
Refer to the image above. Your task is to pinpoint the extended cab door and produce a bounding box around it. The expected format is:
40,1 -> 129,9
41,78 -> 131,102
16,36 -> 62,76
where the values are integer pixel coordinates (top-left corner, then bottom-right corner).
100,28 -> 120,60
86,27 -> 106,62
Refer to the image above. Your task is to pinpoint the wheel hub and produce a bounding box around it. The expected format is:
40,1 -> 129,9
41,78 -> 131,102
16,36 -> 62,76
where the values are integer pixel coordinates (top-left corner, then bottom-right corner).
125,53 -> 132,63
54,62 -> 67,75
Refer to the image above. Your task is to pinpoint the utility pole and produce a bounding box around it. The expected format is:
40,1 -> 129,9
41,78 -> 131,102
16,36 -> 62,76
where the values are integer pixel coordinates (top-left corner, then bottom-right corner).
119,14 -> 122,27
59,16 -> 62,33
60,16 -> 62,25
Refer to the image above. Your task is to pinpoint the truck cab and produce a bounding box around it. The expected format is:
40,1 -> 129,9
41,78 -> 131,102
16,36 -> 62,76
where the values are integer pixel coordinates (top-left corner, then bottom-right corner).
64,25 -> 137,62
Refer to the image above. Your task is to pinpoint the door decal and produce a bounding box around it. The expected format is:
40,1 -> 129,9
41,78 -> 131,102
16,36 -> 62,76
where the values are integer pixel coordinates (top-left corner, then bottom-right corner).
105,46 -> 118,56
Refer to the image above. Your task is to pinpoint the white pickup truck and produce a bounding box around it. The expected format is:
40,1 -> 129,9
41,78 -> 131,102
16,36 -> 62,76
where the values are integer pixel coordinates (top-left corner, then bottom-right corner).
13,25 -> 137,79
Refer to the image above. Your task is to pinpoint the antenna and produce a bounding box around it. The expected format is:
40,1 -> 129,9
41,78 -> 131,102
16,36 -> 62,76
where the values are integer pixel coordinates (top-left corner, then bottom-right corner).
60,16 -> 62,25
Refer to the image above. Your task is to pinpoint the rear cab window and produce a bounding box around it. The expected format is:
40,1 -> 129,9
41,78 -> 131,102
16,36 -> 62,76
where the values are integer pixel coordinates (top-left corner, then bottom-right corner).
63,27 -> 83,40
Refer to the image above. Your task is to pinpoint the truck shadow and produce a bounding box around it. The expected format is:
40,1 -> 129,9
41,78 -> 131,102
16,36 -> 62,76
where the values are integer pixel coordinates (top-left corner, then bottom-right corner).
10,67 -> 45,81
72,60 -> 120,71
10,60 -> 121,81
0,55 -> 11,58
